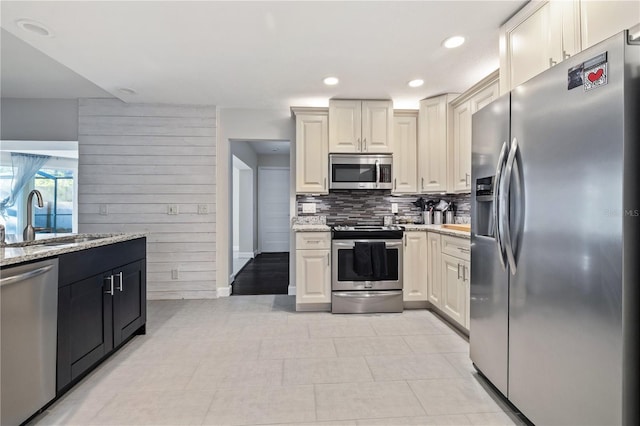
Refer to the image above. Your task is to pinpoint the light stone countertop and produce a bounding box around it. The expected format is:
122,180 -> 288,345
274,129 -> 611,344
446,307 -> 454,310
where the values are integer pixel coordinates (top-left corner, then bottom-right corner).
291,224 -> 331,232
1,233 -> 147,267
402,224 -> 471,239
291,223 -> 469,238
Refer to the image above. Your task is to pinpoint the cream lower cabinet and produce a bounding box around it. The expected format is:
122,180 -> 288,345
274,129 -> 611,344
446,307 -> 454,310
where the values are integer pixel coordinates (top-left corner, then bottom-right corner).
441,253 -> 468,328
403,231 -> 428,302
292,107 -> 329,194
426,232 -> 443,307
392,111 -> 418,194
295,232 -> 331,311
429,234 -> 471,331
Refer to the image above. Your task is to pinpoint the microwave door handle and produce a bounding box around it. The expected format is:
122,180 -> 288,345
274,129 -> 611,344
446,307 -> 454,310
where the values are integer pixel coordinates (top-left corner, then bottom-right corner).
375,160 -> 380,188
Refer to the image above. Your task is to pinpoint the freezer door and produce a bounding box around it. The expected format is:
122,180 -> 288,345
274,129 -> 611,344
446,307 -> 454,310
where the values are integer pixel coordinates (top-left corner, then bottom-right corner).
508,32 -> 629,425
470,94 -> 510,396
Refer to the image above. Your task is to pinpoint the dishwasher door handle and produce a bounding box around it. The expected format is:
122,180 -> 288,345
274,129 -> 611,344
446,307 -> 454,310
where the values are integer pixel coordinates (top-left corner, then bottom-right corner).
0,264 -> 54,287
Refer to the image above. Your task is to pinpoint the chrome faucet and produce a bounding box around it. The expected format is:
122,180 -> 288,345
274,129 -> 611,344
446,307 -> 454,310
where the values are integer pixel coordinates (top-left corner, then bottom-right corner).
23,189 -> 44,241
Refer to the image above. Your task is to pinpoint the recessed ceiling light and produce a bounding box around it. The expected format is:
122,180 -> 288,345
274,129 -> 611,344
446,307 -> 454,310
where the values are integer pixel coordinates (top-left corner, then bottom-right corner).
118,87 -> 137,95
16,19 -> 53,37
323,77 -> 339,86
443,35 -> 465,49
408,79 -> 424,88
271,148 -> 279,152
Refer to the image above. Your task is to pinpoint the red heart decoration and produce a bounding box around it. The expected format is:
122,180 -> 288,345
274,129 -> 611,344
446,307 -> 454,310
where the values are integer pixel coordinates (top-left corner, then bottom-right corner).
588,69 -> 603,82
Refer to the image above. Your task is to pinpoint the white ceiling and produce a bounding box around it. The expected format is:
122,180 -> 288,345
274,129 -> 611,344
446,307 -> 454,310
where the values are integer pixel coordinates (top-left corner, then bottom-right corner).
0,1 -> 526,109
0,29 -> 112,99
247,140 -> 290,155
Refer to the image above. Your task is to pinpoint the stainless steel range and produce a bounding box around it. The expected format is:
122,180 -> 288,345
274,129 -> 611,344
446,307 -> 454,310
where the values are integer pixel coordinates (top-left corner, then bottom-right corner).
331,225 -> 404,314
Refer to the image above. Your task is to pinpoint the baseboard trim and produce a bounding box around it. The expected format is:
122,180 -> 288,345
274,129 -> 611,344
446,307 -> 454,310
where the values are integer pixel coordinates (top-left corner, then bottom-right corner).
238,251 -> 254,258
296,302 -> 331,312
288,285 -> 296,296
217,286 -> 231,298
403,300 -> 429,309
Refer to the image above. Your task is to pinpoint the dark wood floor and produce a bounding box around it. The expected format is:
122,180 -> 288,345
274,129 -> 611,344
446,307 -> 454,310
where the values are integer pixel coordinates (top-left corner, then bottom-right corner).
231,252 -> 289,295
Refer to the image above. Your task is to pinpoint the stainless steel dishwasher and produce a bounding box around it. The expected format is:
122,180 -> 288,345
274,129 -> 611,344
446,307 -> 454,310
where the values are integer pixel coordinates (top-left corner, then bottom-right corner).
1,258 -> 59,426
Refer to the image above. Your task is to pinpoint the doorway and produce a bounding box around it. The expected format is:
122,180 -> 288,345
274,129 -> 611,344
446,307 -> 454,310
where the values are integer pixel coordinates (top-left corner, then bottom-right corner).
258,167 -> 290,253
230,140 -> 291,296
231,155 -> 253,277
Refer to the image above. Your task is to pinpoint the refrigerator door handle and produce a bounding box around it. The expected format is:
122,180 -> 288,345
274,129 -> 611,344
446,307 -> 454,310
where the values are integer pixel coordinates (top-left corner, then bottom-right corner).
503,137 -> 519,275
493,141 -> 508,270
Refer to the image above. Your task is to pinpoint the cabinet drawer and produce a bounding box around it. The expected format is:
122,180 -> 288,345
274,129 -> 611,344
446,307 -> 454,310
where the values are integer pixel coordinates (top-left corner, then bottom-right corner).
296,232 -> 330,250
441,235 -> 470,260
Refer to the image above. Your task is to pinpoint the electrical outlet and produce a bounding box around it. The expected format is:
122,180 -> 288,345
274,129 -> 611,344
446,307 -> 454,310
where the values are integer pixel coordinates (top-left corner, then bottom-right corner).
302,203 -> 316,214
99,204 -> 108,215
391,203 -> 398,214
171,269 -> 179,280
197,204 -> 208,215
167,205 -> 179,215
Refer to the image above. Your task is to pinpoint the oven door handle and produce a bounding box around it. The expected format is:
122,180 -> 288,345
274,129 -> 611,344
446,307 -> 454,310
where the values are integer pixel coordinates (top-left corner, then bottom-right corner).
332,241 -> 403,248
333,291 -> 401,298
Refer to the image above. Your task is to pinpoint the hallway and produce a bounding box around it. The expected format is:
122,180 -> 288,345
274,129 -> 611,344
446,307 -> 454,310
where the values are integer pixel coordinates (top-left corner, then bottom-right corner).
231,253 -> 289,295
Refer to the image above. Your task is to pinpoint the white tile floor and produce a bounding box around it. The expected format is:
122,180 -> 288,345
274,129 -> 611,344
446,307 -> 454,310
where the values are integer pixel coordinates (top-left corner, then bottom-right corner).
30,296 -> 525,426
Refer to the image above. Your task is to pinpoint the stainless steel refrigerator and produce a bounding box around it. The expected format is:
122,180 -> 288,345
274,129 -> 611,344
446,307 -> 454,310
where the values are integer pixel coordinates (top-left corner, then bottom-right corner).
470,29 -> 639,425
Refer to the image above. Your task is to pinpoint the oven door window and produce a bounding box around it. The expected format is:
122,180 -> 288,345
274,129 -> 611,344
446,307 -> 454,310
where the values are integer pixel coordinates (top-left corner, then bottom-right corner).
337,247 -> 399,281
332,164 -> 376,183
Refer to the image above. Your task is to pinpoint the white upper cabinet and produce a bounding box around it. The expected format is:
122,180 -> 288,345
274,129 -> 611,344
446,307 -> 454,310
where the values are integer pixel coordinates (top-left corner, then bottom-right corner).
329,100 -> 393,153
362,101 -> 394,153
500,0 -> 637,93
392,111 -> 418,194
580,1 -> 640,49
449,74 -> 499,193
450,100 -> 473,193
329,100 -> 361,153
293,108 -> 329,194
500,0 -> 580,93
418,94 -> 456,193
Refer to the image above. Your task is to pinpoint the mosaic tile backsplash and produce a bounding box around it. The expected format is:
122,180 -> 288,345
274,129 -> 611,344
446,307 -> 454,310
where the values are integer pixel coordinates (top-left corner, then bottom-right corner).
297,190 -> 471,226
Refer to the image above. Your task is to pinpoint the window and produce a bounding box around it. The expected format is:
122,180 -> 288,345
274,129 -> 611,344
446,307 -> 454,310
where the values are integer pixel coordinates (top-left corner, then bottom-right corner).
34,169 -> 75,233
0,141 -> 78,236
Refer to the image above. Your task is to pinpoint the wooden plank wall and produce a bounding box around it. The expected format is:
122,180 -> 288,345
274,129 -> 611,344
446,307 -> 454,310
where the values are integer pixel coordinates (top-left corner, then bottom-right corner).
78,99 -> 217,299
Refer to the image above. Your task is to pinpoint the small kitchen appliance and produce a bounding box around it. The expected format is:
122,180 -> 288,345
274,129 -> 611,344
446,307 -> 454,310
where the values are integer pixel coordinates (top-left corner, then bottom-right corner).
329,154 -> 392,190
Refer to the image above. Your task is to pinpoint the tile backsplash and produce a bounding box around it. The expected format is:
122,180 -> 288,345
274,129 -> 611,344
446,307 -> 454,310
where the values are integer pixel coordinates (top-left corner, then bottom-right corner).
297,190 -> 470,225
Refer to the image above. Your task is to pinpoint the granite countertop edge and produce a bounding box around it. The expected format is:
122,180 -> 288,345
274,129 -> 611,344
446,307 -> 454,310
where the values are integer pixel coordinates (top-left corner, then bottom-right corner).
402,224 -> 471,239
291,224 -> 331,232
290,223 -> 469,238
1,233 -> 147,267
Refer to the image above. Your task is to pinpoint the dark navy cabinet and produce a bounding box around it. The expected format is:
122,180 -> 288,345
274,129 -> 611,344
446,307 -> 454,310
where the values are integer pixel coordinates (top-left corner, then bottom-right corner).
56,238 -> 146,393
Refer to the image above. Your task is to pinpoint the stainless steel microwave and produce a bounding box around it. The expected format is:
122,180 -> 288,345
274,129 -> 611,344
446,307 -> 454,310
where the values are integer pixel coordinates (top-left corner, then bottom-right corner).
329,154 -> 393,190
